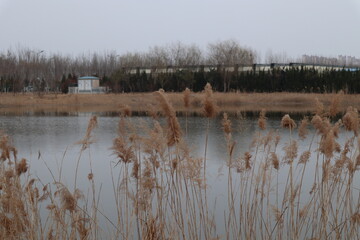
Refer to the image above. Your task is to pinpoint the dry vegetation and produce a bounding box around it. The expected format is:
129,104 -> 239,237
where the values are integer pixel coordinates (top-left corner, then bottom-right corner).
0,87 -> 360,239
1,91 -> 360,115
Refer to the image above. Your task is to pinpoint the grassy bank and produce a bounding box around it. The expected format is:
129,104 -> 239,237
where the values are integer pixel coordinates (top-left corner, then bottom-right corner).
1,91 -> 360,114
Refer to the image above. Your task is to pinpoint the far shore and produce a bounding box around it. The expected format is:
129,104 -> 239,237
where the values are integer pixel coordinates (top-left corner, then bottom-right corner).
0,92 -> 359,115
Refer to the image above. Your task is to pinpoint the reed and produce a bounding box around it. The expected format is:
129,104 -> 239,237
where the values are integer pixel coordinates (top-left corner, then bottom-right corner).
1,85 -> 360,239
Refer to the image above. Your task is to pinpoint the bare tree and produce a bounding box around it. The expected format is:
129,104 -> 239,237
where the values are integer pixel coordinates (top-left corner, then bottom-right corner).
168,42 -> 203,66
265,49 -> 292,64
146,45 -> 171,67
207,39 -> 255,66
207,39 -> 256,91
119,52 -> 145,68
0,50 -> 17,92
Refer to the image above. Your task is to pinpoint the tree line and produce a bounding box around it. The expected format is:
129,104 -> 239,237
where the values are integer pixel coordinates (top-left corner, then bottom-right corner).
0,39 -> 359,93
109,66 -> 360,93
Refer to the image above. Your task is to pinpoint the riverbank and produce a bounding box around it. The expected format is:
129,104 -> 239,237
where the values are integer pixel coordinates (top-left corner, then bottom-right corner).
0,92 -> 358,115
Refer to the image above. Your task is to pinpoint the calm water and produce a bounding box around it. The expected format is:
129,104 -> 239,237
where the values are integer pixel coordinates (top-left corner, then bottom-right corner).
0,112 -> 358,238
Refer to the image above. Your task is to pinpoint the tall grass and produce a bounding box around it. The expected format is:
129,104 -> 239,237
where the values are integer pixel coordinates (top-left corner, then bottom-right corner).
1,91 -> 360,115
0,88 -> 360,239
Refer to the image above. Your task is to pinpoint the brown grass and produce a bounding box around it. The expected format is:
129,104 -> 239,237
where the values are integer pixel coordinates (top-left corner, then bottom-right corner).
2,91 -> 360,114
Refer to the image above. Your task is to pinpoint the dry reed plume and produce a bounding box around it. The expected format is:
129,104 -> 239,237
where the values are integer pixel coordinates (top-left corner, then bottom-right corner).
121,104 -> 132,117
155,89 -> 182,146
203,83 -> 218,118
328,91 -> 343,117
77,115 -> 98,150
281,114 -> 297,130
298,117 -> 309,140
343,106 -> 359,136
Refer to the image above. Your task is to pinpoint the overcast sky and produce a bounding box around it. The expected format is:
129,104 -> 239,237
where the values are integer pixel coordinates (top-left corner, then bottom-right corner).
0,0 -> 359,60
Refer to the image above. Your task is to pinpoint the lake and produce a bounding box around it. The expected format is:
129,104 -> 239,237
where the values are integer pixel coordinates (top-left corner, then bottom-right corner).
0,111 -> 359,239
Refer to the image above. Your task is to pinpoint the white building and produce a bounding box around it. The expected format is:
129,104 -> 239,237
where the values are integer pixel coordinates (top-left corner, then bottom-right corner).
68,76 -> 107,94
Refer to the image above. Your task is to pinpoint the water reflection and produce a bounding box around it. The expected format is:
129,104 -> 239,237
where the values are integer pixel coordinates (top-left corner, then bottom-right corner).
0,109 -> 318,118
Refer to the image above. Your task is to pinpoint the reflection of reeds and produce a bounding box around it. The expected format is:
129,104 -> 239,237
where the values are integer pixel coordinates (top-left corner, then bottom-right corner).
258,109 -> 267,130
1,86 -> 360,239
183,87 -> 191,108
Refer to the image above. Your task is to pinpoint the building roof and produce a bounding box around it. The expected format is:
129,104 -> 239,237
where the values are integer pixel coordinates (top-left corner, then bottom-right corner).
78,76 -> 99,80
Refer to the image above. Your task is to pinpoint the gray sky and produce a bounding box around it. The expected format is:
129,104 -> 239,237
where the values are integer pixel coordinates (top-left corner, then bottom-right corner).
0,0 -> 359,60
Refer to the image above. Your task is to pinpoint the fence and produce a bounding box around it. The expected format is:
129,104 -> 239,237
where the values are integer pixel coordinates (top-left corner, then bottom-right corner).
68,87 -> 107,94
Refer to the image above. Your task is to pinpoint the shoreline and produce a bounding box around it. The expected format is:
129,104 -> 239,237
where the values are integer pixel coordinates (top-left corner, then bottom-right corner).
0,92 -> 358,115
